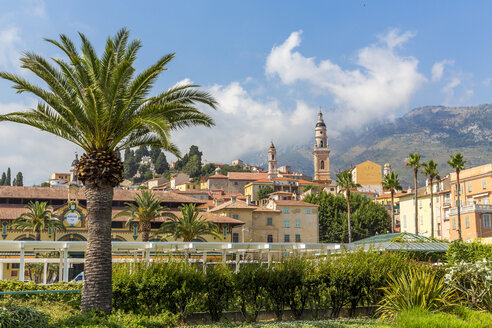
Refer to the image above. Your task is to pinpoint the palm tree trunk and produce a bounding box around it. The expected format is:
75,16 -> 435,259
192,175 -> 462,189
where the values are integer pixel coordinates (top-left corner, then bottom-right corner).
414,169 -> 419,235
456,172 -> 462,240
81,184 -> 114,313
347,190 -> 352,243
430,177 -> 434,238
391,191 -> 395,233
35,231 -> 41,241
142,221 -> 151,242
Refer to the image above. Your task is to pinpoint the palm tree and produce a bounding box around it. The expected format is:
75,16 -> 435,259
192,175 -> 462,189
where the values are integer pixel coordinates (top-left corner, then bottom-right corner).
0,29 -> 216,313
422,160 -> 440,238
448,153 -> 467,240
12,201 -> 66,241
335,170 -> 361,243
113,190 -> 176,241
157,203 -> 221,242
406,153 -> 422,235
382,171 -> 402,233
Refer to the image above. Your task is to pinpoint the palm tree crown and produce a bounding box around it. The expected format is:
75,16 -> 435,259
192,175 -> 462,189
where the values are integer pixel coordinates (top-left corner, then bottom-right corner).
113,190 -> 176,241
448,153 -> 467,240
12,201 -> 66,241
157,203 -> 220,242
382,171 -> 402,233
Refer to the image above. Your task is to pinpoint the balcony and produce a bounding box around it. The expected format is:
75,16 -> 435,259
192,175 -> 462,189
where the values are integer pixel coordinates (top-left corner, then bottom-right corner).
449,204 -> 492,216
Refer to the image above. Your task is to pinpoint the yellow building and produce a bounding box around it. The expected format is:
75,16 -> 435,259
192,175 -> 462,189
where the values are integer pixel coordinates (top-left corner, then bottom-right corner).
50,173 -> 71,182
244,179 -> 274,202
399,187 -> 434,237
448,164 -> 492,241
375,191 -> 408,232
175,182 -> 200,191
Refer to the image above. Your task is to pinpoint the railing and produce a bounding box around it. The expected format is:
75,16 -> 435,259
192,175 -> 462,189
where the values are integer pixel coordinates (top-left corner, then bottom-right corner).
449,204 -> 492,215
0,290 -> 81,295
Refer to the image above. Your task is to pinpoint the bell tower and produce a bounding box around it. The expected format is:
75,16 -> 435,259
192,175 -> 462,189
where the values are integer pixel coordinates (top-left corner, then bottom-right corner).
313,111 -> 331,183
268,142 -> 278,180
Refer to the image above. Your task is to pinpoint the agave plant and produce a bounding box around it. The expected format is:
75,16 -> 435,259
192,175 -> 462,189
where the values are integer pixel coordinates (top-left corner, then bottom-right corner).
377,268 -> 458,319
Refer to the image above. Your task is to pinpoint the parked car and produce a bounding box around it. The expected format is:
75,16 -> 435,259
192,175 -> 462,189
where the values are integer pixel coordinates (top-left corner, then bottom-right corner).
70,271 -> 84,283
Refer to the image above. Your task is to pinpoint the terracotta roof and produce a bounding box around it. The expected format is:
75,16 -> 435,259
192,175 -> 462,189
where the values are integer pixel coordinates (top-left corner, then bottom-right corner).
249,179 -> 272,183
376,192 -> 408,199
175,190 -> 210,194
296,179 -> 313,184
209,200 -> 255,212
0,186 -> 204,204
274,200 -> 319,207
227,172 -> 269,181
253,206 -> 280,213
272,177 -> 296,181
208,174 -> 227,179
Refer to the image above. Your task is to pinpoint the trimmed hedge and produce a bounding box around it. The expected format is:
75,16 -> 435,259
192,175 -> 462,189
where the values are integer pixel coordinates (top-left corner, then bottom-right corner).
446,240 -> 492,264
0,281 -> 82,307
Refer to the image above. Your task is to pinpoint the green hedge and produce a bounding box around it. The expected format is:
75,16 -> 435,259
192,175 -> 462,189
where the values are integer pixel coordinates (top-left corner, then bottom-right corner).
0,281 -> 82,307
446,240 -> 492,264
112,250 -> 411,322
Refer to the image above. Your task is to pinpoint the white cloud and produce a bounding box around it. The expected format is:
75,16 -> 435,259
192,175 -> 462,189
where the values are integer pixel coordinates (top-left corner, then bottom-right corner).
431,59 -> 454,82
0,27 -> 21,69
265,29 -> 426,128
172,78 -> 194,89
172,81 -> 317,163
26,0 -> 46,18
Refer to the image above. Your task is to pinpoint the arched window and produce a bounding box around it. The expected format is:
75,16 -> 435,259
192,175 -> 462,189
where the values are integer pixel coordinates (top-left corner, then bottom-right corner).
320,141 -> 323,147
321,160 -> 325,170
271,154 -> 274,160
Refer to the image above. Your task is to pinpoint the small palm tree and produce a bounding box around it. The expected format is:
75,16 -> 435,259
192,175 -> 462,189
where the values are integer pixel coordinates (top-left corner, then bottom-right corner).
406,153 -> 422,235
12,201 -> 66,241
0,29 -> 216,312
382,171 -> 402,233
422,160 -> 440,238
113,190 -> 176,242
448,153 -> 467,240
336,170 -> 361,243
157,204 -> 220,242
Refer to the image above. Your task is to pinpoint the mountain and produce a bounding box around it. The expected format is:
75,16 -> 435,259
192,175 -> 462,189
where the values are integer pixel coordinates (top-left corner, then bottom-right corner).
242,104 -> 492,187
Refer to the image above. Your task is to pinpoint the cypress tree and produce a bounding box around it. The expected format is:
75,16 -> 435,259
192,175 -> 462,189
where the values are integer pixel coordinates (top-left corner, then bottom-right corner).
0,173 -> 5,186
15,172 -> 23,186
154,153 -> 169,174
6,168 -> 11,186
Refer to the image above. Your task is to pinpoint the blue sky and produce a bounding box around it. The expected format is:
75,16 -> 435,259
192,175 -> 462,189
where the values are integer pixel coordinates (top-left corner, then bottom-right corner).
1,1 -> 492,184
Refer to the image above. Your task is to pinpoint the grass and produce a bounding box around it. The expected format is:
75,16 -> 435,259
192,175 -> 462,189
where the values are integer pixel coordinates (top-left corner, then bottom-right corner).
395,307 -> 492,328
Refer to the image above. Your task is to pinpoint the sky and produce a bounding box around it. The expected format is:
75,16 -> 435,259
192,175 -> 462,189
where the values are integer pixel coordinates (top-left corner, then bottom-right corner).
1,0 -> 492,185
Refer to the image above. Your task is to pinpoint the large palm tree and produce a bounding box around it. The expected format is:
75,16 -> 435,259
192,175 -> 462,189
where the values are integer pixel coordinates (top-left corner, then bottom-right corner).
157,203 -> 220,242
335,170 -> 361,243
448,153 -> 467,240
406,153 -> 422,235
422,160 -> 440,238
12,201 -> 66,241
0,29 -> 216,312
382,171 -> 402,234
113,190 -> 176,241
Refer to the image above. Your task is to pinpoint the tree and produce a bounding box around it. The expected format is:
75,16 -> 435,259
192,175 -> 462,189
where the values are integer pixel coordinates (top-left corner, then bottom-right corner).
382,171 -> 402,233
422,160 -> 440,238
335,170 -> 361,243
135,145 -> 149,163
154,152 -> 169,175
201,163 -> 216,176
123,150 -> 138,179
113,190 -> 176,242
183,154 -> 201,178
0,173 -> 5,185
11,201 -> 66,241
6,167 -> 11,186
40,182 -> 50,187
0,29 -> 216,312
303,191 -> 390,243
257,185 -> 274,200
448,153 -> 467,241
302,184 -> 320,193
406,153 -> 422,235
14,172 -> 23,186
149,146 -> 162,163
157,203 -> 220,241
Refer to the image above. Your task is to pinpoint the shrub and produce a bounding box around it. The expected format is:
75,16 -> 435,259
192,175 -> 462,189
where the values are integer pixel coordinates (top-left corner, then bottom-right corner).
377,267 -> 457,319
203,264 -> 234,321
447,240 -> 492,264
444,260 -> 492,311
0,305 -> 49,328
0,281 -> 82,307
234,264 -> 268,322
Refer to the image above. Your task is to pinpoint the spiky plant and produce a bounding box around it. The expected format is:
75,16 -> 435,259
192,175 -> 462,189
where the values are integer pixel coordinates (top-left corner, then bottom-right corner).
406,153 -> 422,235
422,160 -> 440,238
335,170 -> 361,243
382,171 -> 402,233
0,29 -> 216,312
12,201 -> 66,241
156,203 -> 220,242
113,190 -> 176,241
448,153 -> 467,241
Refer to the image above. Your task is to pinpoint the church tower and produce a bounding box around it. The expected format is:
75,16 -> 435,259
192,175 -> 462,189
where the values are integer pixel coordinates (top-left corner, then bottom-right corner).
268,142 -> 278,180
313,111 -> 331,184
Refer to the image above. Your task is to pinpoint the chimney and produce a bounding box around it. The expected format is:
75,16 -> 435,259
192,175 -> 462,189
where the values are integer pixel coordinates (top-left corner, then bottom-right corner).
246,195 -> 251,206
231,195 -> 237,203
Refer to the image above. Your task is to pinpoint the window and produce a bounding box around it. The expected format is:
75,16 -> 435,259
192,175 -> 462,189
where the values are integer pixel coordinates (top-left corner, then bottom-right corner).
284,220 -> 290,228
267,234 -> 273,243
284,208 -> 289,214
232,233 -> 239,243
320,160 -> 324,170
419,200 -> 422,208
320,141 -> 323,147
12,263 -> 20,269
403,215 -> 407,229
484,197 -> 489,205
465,215 -> 470,229
469,198 -> 473,206
284,234 -> 290,242
436,196 -> 439,203
484,214 -> 491,229
232,214 -> 239,220
306,208 -> 311,214
295,234 -> 301,242
267,217 -> 273,226
234,181 -> 238,185
420,215 -> 423,225
200,196 -> 204,200
295,220 -> 300,228
437,223 -> 441,236
452,217 -> 456,230
468,182 -> 472,192
482,179 -> 487,189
